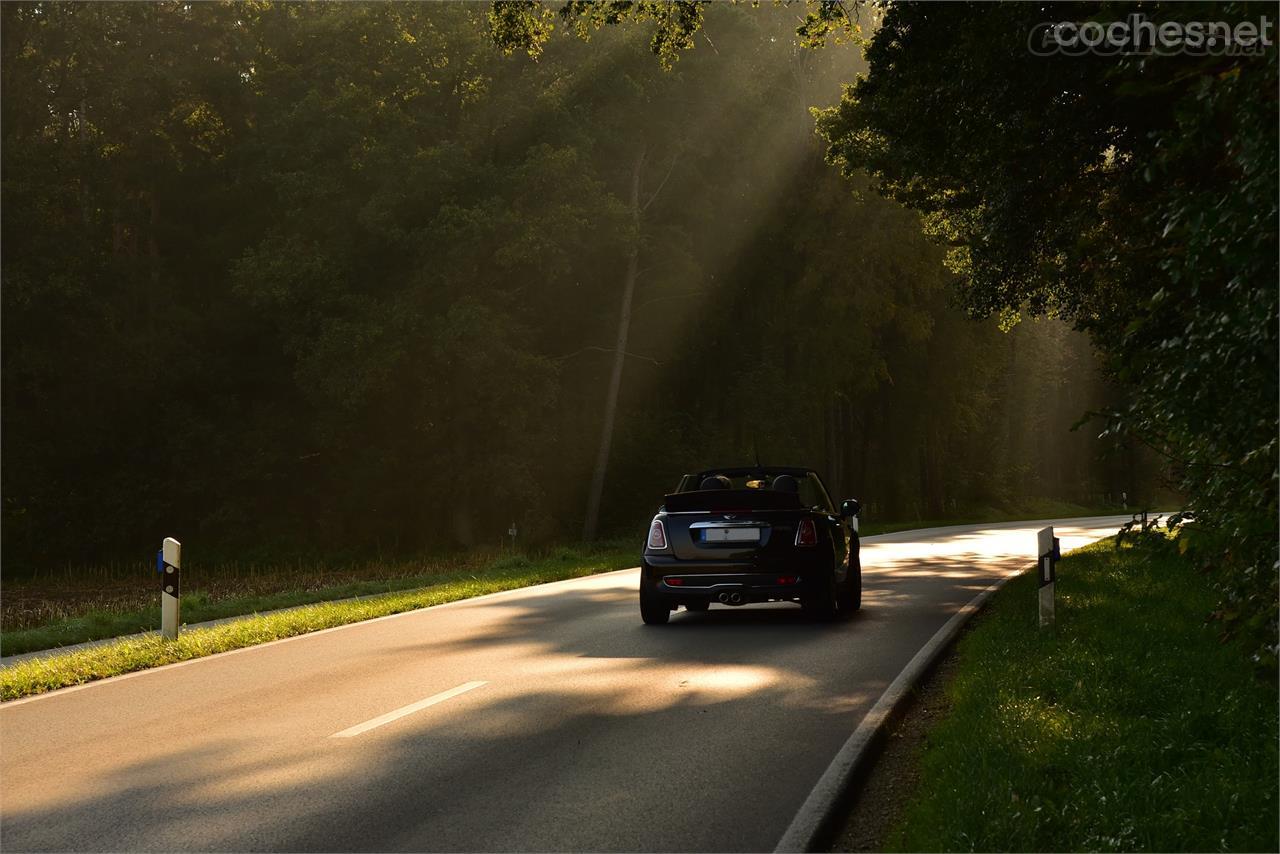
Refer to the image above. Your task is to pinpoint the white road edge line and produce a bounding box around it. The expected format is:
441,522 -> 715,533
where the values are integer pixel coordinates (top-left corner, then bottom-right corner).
773,566 -> 1025,853
330,681 -> 487,739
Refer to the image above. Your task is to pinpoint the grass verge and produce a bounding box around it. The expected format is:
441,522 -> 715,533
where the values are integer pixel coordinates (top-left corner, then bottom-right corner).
1,545 -> 635,701
885,536 -> 1278,852
2,541 -> 633,656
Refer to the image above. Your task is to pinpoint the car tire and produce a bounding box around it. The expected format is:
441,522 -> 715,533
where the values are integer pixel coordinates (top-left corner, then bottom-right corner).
640,577 -> 671,625
802,571 -> 839,621
838,553 -> 862,617
684,601 -> 709,612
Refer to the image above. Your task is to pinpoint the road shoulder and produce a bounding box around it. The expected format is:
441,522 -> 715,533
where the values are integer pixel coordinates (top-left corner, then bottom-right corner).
825,626 -> 965,851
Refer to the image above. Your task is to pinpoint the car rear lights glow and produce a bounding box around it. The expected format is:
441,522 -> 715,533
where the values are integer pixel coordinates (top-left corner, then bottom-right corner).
795,518 -> 818,547
777,575 -> 798,585
647,518 -> 669,550
666,577 -> 683,585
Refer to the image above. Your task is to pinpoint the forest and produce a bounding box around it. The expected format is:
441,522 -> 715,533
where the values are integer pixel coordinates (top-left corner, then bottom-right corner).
4,1 -> 1170,575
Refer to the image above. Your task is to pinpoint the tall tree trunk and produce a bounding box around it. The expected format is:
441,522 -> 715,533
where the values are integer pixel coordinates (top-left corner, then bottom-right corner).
148,190 -> 161,334
582,148 -> 646,540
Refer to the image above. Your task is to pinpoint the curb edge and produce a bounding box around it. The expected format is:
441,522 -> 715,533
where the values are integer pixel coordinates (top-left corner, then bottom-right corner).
773,565 -> 1027,853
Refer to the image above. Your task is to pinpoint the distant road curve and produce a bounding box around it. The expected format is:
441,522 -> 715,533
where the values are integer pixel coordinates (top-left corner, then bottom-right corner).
1,516 -> 1130,852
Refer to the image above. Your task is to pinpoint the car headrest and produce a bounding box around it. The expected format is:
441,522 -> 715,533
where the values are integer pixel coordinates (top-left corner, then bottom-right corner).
699,475 -> 732,490
771,474 -> 800,493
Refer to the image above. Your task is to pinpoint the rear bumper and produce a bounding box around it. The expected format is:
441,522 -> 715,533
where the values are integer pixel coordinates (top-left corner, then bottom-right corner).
642,554 -> 827,604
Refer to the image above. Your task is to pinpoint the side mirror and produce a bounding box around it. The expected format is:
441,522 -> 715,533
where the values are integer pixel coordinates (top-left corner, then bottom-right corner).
840,498 -> 860,518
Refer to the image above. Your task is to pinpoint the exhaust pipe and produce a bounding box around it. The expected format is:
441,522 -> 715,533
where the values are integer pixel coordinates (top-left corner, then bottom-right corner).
718,592 -> 731,604
729,592 -> 744,605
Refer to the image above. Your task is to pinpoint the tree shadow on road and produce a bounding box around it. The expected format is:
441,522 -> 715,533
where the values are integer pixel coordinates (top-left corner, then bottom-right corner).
2,676 -> 868,852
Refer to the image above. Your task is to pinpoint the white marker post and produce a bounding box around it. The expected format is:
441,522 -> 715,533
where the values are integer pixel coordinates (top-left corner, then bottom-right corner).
1037,526 -> 1059,628
160,537 -> 182,640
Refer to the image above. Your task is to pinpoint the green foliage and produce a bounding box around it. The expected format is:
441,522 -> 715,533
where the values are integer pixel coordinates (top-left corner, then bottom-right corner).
491,0 -> 707,68
889,537 -> 1278,852
794,0 -> 867,49
489,0 -> 864,67
3,3 -> 1150,577
816,2 -> 1278,661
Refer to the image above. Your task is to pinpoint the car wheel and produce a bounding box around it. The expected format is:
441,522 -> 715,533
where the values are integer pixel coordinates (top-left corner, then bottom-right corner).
802,571 -> 839,621
639,578 -> 671,625
838,553 -> 862,617
684,601 -> 710,612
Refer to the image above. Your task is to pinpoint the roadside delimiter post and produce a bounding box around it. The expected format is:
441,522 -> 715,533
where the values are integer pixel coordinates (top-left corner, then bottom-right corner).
1037,526 -> 1060,628
159,537 -> 181,640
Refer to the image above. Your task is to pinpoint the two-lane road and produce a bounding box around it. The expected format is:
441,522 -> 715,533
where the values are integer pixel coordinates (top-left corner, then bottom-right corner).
1,517 -> 1129,852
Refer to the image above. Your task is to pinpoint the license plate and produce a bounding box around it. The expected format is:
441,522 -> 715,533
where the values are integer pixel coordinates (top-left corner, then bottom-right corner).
704,527 -> 760,543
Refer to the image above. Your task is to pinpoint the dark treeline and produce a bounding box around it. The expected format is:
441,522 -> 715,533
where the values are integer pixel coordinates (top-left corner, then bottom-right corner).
2,3 -> 1149,569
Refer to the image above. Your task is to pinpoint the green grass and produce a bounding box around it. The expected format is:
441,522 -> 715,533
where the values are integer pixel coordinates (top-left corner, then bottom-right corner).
1,544 -> 636,700
886,536 -> 1278,852
1,542 -> 633,656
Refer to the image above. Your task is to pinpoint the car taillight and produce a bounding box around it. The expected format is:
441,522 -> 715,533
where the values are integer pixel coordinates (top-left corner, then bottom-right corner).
795,518 -> 818,547
647,519 -> 668,550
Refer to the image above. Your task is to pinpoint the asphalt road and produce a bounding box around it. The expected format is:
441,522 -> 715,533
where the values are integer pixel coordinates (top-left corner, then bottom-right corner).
0,516 -> 1130,852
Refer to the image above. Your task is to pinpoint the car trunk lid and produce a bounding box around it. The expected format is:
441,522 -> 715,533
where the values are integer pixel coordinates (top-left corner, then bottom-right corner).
661,489 -> 806,561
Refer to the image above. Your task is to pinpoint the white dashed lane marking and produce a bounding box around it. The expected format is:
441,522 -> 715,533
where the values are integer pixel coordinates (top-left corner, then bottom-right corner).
329,681 -> 488,738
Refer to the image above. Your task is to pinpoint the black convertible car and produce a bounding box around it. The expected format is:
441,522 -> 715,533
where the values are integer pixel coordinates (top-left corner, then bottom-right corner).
639,466 -> 861,624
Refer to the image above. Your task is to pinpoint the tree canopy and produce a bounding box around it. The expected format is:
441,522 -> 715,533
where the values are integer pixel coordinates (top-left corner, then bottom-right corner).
817,1 -> 1277,661
4,2 -> 1152,581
